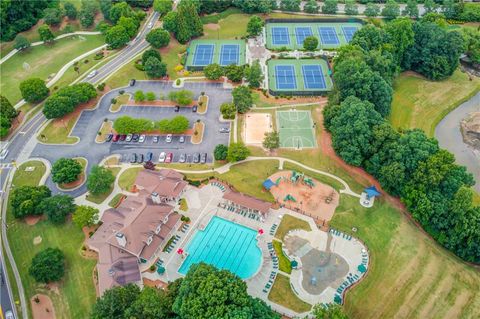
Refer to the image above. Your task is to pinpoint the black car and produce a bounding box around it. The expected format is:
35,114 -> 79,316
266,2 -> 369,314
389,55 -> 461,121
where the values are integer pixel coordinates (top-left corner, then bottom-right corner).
192,105 -> 198,112
146,152 -> 153,162
106,134 -> 113,142
138,153 -> 144,163
193,153 -> 200,163
174,105 -> 180,112
130,153 -> 137,163
129,79 -> 136,86
132,134 -> 140,142
200,153 -> 207,164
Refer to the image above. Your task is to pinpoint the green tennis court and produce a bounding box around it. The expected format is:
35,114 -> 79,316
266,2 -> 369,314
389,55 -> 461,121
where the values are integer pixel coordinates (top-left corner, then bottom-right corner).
276,110 -> 316,149
185,39 -> 246,70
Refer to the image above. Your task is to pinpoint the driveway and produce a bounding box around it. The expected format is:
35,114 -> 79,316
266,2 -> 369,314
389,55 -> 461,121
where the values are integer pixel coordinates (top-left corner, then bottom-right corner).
30,81 -> 232,196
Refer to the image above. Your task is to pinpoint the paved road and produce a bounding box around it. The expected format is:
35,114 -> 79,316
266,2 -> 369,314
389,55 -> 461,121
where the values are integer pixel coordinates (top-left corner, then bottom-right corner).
1,258 -> 15,319
31,81 -> 232,197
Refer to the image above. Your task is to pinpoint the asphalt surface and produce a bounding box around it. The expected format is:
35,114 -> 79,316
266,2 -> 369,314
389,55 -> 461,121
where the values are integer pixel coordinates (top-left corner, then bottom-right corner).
1,261 -> 15,319
31,81 -> 232,197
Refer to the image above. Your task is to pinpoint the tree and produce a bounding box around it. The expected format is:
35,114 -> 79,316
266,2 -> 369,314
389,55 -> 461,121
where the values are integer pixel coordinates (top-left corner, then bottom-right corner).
247,16 -> 264,37
19,78 -> 49,103
117,16 -> 140,38
281,0 -> 301,12
403,0 -> 419,18
214,144 -> 229,161
220,102 -> 236,119
14,35 -> 31,51
262,131 -> 280,150
172,263 -> 278,318
113,116 -> 154,134
73,205 -> 99,228
99,0 -> 113,20
91,284 -> 141,319
109,1 -> 135,23
154,0 -> 173,15
134,90 -> 145,102
227,143 -> 250,162
38,194 -> 76,224
64,2 -> 78,19
38,25 -> 55,42
233,0 -> 275,14
382,0 -> 400,19
142,49 -> 161,65
245,60 -> 263,88
124,286 -> 176,319
304,0 -> 319,14
168,90 -> 193,106
106,25 -> 130,49
423,0 -> 439,14
224,65 -> 244,82
364,3 -> 380,17
0,95 -> 18,137
146,28 -> 170,48
303,36 -> 319,51
312,303 -> 348,319
146,92 -> 156,101
43,83 -> 96,119
344,0 -> 358,16
161,116 -> 189,133
79,0 -> 98,27
204,63 -> 224,80
144,57 -> 167,78
10,185 -> 51,219
175,1 -> 203,43
87,165 -> 115,195
52,158 -> 83,184
29,248 -> 65,283
443,0 -> 458,19
232,86 -> 253,113
162,11 -> 178,34
461,27 -> 480,64
43,7 -> 63,26
322,0 -> 338,14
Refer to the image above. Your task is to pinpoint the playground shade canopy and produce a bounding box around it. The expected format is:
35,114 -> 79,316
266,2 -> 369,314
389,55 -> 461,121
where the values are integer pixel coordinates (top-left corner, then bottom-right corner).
263,179 -> 276,190
364,186 -> 381,197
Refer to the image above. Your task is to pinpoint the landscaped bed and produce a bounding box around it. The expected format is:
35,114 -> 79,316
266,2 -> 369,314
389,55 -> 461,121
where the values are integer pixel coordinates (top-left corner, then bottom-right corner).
110,94 -> 130,112
191,121 -> 205,144
85,167 -> 121,204
95,121 -> 113,143
273,240 -> 292,274
58,157 -> 87,190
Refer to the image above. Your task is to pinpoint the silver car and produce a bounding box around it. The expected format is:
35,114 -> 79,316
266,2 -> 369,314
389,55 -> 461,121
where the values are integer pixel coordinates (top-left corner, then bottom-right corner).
179,153 -> 186,163
166,134 -> 172,143
139,134 -> 146,143
125,134 -> 133,142
158,152 -> 166,163
179,136 -> 185,143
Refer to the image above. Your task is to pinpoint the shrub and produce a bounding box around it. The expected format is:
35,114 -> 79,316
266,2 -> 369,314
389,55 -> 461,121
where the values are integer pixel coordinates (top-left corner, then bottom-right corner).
168,90 -> 193,106
19,78 -> 49,103
29,248 -> 65,283
52,158 -> 83,184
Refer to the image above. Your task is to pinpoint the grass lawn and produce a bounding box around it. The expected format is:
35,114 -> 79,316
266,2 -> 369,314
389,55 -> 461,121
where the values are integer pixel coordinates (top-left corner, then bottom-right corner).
179,198 -> 188,211
85,167 -> 121,204
7,160 -> 96,319
12,161 -> 46,187
273,240 -> 292,274
110,94 -> 130,112
95,121 -> 113,143
108,193 -> 126,208
268,274 -> 312,313
118,167 -> 144,191
200,7 -> 243,24
275,214 -> 311,240
1,34 -> 105,104
389,69 -> 480,136
39,116 -> 79,144
201,13 -> 250,40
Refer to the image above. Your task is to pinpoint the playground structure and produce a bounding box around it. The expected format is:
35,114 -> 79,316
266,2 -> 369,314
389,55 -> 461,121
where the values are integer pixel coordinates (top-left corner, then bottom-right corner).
267,171 -> 339,224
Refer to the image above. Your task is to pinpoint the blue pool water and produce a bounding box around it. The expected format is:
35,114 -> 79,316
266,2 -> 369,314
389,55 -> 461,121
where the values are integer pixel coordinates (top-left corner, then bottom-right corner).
178,216 -> 262,279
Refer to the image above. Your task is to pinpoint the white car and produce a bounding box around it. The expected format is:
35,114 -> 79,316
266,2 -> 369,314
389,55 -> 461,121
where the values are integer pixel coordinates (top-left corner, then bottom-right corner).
158,152 -> 166,163
125,134 -> 133,142
166,134 -> 172,143
5,310 -> 14,319
87,70 -> 97,78
0,149 -> 8,160
148,22 -> 153,28
139,134 -> 146,143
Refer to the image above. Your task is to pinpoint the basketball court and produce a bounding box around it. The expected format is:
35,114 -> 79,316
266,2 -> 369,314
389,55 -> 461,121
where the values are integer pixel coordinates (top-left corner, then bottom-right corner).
276,110 -> 316,149
244,113 -> 272,145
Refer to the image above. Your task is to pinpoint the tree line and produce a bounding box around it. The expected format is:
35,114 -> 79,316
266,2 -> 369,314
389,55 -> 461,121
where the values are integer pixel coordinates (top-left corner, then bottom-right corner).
324,17 -> 480,263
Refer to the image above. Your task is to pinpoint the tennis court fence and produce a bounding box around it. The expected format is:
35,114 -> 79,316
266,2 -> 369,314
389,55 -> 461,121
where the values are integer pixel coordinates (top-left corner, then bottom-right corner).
265,17 -> 365,24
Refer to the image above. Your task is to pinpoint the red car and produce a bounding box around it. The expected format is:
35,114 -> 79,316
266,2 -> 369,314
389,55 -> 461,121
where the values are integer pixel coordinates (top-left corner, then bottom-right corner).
165,153 -> 173,163
112,134 -> 120,142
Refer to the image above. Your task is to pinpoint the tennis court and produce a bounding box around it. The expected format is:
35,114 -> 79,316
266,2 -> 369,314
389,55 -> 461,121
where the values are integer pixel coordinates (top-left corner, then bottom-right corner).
276,110 -> 316,148
268,59 -> 332,95
266,21 -> 362,50
185,40 -> 246,70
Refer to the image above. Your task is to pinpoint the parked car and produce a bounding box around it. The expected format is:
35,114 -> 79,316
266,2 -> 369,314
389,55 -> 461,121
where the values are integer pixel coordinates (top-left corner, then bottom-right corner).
132,134 -> 140,142
87,70 -> 97,78
0,149 -> 8,160
174,105 -> 180,112
179,136 -> 185,143
130,153 -> 137,163
119,134 -> 127,141
153,136 -> 159,143
200,153 -> 207,164
193,153 -> 200,163
219,127 -> 230,133
5,310 -> 14,319
139,134 -> 146,143
129,79 -> 136,86
106,134 -> 113,142
192,105 -> 198,112
138,153 -> 144,163
126,134 -> 133,142
146,152 -> 153,162
166,134 -> 172,143
179,153 -> 186,163
158,152 -> 166,163
112,134 -> 120,142
165,153 -> 173,163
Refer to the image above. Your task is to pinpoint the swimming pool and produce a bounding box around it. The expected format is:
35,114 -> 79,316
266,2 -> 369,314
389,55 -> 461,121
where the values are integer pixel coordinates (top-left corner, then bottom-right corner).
178,216 -> 262,279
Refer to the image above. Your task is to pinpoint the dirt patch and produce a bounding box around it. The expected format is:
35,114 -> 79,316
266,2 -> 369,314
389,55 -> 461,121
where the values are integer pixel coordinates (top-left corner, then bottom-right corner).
268,171 -> 339,223
31,294 -> 56,319
33,236 -> 42,245
25,215 -> 43,225
59,173 -> 85,189
191,121 -> 204,144
205,23 -> 220,30
254,89 -> 327,106
245,113 -> 272,144
143,278 -> 169,290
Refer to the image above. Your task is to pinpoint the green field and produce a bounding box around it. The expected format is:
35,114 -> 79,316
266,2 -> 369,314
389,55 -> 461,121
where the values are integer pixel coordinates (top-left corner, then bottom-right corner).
1,34 -> 105,103
7,160 -> 96,319
389,69 -> 480,137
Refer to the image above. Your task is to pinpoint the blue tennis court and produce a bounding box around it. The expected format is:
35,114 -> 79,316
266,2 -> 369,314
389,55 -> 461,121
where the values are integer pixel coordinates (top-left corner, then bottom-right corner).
342,26 -> 358,42
272,27 -> 290,45
193,44 -> 214,66
219,44 -> 239,66
295,27 -> 313,45
318,27 -> 339,45
302,65 -> 326,89
275,65 -> 297,90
